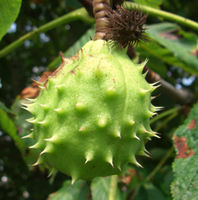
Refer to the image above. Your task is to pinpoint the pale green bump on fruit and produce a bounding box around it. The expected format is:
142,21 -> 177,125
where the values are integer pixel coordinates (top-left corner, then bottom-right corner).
23,40 -> 159,181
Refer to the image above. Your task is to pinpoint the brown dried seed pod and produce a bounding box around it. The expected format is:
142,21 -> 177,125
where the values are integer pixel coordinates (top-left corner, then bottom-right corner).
105,5 -> 148,48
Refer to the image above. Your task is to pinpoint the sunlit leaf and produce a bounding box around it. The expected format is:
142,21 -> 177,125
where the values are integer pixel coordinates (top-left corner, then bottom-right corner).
146,23 -> 198,76
137,40 -> 188,78
0,0 -> 22,41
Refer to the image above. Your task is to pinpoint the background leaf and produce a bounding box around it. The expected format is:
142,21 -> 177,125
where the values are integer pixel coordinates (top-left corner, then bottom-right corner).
171,101 -> 198,200
134,183 -> 166,200
0,0 -> 22,41
0,101 -> 13,113
146,23 -> 198,76
137,40 -> 188,78
48,180 -> 89,200
91,177 -> 122,200
0,107 -> 25,154
65,0 -> 82,9
48,27 -> 95,70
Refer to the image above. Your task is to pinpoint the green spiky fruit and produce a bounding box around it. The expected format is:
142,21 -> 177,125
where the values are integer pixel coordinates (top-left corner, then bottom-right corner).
23,40 -> 159,181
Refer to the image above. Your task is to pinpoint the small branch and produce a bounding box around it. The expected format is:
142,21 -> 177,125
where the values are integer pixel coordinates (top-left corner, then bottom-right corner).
0,8 -> 94,59
108,175 -> 118,200
125,2 -> 198,31
144,67 -> 195,104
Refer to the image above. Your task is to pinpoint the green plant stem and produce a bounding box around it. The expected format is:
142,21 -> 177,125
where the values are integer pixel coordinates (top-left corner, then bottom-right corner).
0,109 -> 26,155
150,106 -> 181,124
130,147 -> 174,200
108,175 -> 118,200
0,8 -> 94,59
155,112 -> 178,132
125,2 -> 198,31
144,147 -> 174,182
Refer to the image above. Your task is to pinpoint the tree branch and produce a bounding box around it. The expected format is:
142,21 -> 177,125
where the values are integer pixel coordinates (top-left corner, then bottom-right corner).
144,67 -> 195,104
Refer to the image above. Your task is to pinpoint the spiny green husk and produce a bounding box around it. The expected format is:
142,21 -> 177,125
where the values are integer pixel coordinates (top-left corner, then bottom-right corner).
23,40 -> 159,181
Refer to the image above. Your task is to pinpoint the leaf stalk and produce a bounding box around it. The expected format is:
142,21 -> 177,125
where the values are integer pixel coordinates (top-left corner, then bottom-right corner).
108,175 -> 118,200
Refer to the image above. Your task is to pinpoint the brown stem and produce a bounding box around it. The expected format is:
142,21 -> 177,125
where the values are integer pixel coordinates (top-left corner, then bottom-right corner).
93,0 -> 112,40
144,67 -> 195,105
78,0 -> 125,17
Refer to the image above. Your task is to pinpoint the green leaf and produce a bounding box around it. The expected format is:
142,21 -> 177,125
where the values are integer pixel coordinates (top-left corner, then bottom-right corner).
0,107 -> 26,154
0,0 -> 22,41
91,177 -> 111,200
137,40 -> 188,78
91,177 -> 122,200
146,23 -> 198,76
144,183 -> 166,200
171,101 -> 198,200
48,27 -> 95,70
134,183 -> 166,200
48,180 -> 89,200
137,40 -> 188,74
133,0 -> 163,8
155,166 -> 173,198
0,101 -> 13,113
